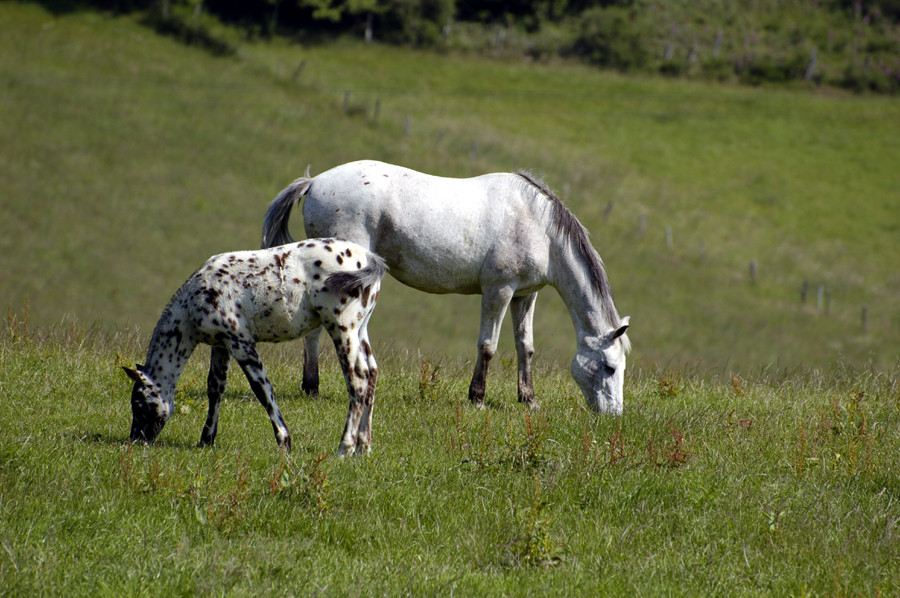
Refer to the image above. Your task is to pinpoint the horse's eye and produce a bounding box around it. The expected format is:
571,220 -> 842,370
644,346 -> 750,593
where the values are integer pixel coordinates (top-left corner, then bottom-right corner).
603,364 -> 615,376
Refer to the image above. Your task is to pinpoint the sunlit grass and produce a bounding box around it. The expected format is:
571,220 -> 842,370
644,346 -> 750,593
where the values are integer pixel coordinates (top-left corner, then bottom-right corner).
1,3 -> 899,374
2,324 -> 898,595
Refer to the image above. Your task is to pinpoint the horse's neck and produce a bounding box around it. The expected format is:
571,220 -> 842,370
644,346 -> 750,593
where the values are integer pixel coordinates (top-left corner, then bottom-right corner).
143,304 -> 197,396
550,244 -> 616,341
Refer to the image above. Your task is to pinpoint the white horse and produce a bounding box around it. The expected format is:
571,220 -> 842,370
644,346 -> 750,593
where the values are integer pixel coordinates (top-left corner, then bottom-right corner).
262,160 -> 630,414
124,238 -> 387,455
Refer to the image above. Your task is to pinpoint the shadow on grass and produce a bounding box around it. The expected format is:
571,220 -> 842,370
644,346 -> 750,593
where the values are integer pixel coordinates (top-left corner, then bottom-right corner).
69,430 -> 200,450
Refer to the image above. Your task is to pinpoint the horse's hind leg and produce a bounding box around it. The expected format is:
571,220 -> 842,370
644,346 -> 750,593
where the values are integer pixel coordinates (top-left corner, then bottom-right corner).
511,292 -> 539,410
200,346 -> 230,447
468,286 -> 514,407
302,328 -> 321,397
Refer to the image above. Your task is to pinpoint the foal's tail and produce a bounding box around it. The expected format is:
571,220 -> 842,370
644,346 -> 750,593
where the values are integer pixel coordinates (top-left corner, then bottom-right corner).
324,252 -> 389,300
261,166 -> 313,249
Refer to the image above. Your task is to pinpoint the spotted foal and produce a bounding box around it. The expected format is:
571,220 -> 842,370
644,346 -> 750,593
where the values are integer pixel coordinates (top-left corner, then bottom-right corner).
124,238 -> 387,456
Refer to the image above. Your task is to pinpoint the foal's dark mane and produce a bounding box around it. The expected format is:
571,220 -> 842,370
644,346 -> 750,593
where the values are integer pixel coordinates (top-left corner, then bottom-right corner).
515,171 -> 622,328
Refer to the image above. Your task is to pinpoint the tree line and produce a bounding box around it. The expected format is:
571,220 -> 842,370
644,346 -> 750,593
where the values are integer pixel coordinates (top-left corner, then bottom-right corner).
50,0 -> 900,93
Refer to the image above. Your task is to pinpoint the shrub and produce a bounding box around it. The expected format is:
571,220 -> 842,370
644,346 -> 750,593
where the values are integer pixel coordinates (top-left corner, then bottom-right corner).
568,7 -> 650,72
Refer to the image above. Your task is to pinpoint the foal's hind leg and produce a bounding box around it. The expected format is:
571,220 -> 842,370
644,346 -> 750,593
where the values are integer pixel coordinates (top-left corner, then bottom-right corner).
302,328 -> 321,397
227,338 -> 291,450
329,330 -> 372,457
468,286 -> 514,407
354,317 -> 379,454
511,292 -> 540,410
200,346 -> 230,447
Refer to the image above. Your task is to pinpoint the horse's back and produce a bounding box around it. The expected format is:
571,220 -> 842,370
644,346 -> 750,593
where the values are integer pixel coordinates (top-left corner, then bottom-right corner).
302,161 -> 549,294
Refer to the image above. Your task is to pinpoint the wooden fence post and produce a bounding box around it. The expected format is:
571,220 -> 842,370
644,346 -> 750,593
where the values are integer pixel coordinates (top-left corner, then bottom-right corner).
603,200 -> 614,221
292,59 -> 306,80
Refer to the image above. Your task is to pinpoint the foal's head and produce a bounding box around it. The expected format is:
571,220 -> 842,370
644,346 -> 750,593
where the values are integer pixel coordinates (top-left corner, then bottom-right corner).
570,317 -> 630,415
123,366 -> 173,443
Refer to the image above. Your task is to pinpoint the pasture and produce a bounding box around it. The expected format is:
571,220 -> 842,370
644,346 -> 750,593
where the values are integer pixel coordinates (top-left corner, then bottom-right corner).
2,3 -> 899,371
1,3 -> 899,595
2,324 -> 899,595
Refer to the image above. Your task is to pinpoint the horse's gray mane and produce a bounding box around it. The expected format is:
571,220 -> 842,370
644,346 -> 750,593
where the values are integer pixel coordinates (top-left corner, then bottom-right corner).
515,171 -> 622,329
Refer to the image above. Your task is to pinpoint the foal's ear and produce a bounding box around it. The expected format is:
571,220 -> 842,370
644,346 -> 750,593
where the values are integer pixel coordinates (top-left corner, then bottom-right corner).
123,366 -> 145,385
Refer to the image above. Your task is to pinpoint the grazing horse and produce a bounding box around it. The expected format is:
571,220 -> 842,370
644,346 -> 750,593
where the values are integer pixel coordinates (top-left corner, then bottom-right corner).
124,238 -> 387,455
262,160 -> 630,414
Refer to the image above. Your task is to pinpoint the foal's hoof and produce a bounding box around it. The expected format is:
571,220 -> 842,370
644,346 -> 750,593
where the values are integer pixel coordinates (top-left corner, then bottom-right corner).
525,400 -> 541,411
470,397 -> 487,410
279,436 -> 292,452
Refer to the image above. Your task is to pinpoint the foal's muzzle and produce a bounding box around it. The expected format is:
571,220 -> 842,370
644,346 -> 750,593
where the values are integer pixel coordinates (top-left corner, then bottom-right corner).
130,417 -> 165,443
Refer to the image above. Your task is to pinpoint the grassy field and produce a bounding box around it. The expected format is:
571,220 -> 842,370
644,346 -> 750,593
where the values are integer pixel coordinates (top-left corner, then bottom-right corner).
2,324 -> 899,595
0,327 -> 900,596
1,2 -> 899,372
1,5 -> 899,594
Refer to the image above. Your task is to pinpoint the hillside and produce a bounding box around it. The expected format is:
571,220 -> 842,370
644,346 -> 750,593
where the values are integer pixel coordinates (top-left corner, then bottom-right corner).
1,2 -> 899,373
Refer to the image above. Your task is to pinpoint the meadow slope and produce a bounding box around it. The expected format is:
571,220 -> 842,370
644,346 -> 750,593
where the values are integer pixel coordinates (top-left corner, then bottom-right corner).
1,5 -> 900,595
1,2 -> 899,373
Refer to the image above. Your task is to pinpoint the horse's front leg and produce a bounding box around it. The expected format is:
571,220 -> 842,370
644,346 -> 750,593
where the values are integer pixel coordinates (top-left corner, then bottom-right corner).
228,339 -> 291,450
302,328 -> 322,397
199,346 -> 230,447
510,292 -> 540,410
468,286 -> 514,407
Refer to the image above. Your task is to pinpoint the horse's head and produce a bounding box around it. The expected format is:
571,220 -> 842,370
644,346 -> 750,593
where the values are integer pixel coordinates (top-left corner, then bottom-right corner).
571,317 -> 630,415
123,366 -> 173,443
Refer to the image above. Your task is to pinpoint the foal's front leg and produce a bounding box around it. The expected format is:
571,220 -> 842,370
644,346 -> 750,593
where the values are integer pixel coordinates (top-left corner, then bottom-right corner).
200,346 -> 230,447
228,339 -> 291,450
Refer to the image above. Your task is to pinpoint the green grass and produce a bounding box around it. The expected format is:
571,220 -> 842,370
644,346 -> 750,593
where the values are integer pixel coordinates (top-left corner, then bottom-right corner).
1,9 -> 899,591
2,324 -> 899,595
1,3 -> 899,373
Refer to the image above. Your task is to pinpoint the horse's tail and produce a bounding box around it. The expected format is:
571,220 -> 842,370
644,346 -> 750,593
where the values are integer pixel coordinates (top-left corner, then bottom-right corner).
324,251 -> 388,300
261,166 -> 312,249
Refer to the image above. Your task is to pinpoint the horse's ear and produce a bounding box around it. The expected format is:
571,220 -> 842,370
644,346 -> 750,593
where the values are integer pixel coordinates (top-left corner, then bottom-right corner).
610,317 -> 630,341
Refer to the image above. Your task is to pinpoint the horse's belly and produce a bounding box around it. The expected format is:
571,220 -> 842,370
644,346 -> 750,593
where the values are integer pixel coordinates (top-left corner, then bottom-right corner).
387,254 -> 484,294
